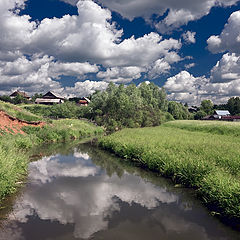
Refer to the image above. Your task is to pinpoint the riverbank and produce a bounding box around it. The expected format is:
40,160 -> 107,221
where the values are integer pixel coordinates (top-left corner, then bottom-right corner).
2,142 -> 239,240
98,120 -> 240,221
0,107 -> 104,203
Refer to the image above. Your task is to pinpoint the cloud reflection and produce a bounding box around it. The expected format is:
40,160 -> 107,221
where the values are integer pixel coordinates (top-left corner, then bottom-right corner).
6,151 -> 177,239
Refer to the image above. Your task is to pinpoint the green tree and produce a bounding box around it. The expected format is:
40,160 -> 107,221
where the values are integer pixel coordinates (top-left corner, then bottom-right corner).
226,97 -> 240,115
0,95 -> 13,103
31,93 -> 43,102
87,82 -> 172,131
194,110 -> 207,120
12,95 -> 29,104
168,101 -> 190,120
200,100 -> 213,115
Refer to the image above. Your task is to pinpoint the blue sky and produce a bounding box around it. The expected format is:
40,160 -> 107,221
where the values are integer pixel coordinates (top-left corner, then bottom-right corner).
1,0 -> 240,104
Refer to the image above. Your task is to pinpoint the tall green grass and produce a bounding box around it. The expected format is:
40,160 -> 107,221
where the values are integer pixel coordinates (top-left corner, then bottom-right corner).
22,119 -> 103,143
164,120 -> 240,137
98,121 -> 240,219
0,135 -> 29,200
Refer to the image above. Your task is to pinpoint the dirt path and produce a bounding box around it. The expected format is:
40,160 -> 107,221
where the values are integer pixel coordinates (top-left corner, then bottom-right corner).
0,111 -> 45,134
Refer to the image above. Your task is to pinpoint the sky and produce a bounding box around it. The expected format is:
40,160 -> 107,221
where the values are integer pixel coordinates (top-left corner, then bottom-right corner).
1,0 -> 240,105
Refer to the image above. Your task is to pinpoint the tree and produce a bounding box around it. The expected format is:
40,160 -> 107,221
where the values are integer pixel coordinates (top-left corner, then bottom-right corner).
12,95 -> 29,104
194,110 -> 207,120
0,95 -> 13,103
226,97 -> 240,115
168,101 -> 190,120
87,82 -> 172,131
200,100 -> 213,115
31,93 -> 43,102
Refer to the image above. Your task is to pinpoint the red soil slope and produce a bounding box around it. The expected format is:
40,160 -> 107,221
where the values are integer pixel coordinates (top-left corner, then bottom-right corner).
0,111 -> 44,134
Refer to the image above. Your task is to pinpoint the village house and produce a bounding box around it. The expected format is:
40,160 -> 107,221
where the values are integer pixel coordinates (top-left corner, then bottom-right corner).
35,91 -> 65,105
213,110 -> 231,118
202,110 -> 230,120
9,91 -> 30,100
202,110 -> 240,121
79,97 -> 91,106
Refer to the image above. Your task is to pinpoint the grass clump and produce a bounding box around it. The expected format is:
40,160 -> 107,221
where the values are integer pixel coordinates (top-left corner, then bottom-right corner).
98,122 -> 240,219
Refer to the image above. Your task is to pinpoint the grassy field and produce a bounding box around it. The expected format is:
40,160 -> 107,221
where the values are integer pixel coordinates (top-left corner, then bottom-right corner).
99,120 -> 240,219
164,120 -> 240,137
0,102 -> 104,203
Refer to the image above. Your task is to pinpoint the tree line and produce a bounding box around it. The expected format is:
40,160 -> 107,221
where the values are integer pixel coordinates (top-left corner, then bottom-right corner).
2,83 -> 239,130
0,83 -> 190,131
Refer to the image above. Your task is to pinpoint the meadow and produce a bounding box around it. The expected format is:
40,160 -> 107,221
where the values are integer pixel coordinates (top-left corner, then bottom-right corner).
99,120 -> 240,219
0,101 -> 103,203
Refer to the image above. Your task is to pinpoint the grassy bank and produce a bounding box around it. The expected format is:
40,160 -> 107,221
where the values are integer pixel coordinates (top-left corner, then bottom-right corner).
0,101 -> 43,122
98,120 -> 240,219
0,113 -> 103,203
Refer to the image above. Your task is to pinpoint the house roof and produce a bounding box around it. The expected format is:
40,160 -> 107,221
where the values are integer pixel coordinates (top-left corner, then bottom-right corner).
214,110 -> 230,116
42,91 -> 65,100
82,97 -> 90,103
222,116 -> 240,120
202,115 -> 218,120
10,91 -> 30,98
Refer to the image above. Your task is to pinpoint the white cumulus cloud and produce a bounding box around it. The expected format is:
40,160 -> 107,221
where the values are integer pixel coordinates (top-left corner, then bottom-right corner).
97,66 -> 143,83
164,68 -> 240,105
182,31 -> 196,44
210,53 -> 240,83
207,10 -> 240,54
0,0 -> 183,95
65,80 -> 109,97
82,0 -> 240,33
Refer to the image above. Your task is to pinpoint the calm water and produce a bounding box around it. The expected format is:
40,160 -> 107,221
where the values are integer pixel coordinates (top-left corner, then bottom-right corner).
0,143 -> 239,240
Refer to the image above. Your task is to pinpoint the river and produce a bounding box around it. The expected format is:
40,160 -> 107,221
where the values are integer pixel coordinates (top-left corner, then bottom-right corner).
0,143 -> 239,240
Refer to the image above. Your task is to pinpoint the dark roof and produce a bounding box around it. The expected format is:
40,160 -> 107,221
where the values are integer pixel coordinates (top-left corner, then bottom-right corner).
202,115 -> 218,120
42,91 -> 65,100
10,91 -> 30,98
222,116 -> 240,120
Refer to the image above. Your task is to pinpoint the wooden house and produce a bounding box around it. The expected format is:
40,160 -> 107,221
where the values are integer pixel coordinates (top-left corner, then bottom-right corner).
79,97 -> 91,106
213,110 -> 230,117
10,91 -> 30,100
35,91 -> 65,105
202,110 -> 233,121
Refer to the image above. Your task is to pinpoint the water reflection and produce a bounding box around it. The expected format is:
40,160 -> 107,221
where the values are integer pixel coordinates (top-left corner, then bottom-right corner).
1,144 -> 240,240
